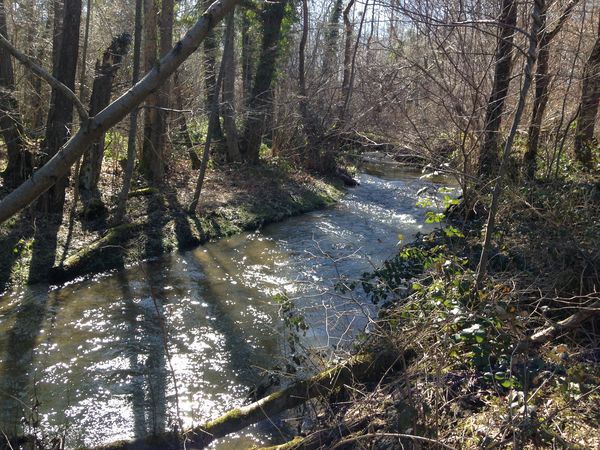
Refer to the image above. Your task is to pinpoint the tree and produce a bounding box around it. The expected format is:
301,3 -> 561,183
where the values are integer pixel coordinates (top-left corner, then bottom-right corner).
78,33 -> 131,218
574,12 -> 600,169
113,0 -> 144,225
239,0 -> 289,163
36,0 -> 82,215
0,0 -> 32,188
523,0 -> 579,179
221,9 -> 240,162
478,0 -> 517,179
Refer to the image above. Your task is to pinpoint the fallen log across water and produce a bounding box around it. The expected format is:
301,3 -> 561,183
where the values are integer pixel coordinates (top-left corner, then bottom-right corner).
94,350 -> 408,450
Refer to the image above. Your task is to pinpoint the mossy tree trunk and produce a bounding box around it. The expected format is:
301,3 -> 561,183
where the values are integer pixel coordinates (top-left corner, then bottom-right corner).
239,0 -> 288,164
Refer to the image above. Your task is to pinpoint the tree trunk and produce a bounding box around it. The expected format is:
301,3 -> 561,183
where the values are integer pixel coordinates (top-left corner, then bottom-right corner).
524,0 -> 579,179
476,0 -> 541,289
0,0 -> 32,188
173,71 -> 201,169
241,9 -> 253,105
156,0 -> 174,169
239,0 -> 288,164
222,10 -> 240,162
203,0 -> 223,142
322,0 -> 343,77
340,0 -> 356,118
113,0 -> 143,225
78,33 -> 131,218
574,14 -> 600,169
0,0 -> 239,226
140,0 -> 162,183
524,7 -> 549,180
477,0 -> 517,179
36,0 -> 82,215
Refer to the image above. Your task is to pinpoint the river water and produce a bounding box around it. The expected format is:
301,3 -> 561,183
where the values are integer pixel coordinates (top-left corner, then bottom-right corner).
0,165 -> 453,449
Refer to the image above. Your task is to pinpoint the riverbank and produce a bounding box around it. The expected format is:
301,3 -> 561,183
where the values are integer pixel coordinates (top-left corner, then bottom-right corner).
0,159 -> 344,292
258,176 -> 600,449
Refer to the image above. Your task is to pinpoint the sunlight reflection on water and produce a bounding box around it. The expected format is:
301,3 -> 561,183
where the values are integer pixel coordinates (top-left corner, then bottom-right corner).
0,166 -> 456,448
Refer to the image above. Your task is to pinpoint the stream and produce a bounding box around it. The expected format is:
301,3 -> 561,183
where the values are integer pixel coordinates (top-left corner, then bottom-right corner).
0,164 -> 454,449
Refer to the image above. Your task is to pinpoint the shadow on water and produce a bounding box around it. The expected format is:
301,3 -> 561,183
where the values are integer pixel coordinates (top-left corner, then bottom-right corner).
0,285 -> 54,446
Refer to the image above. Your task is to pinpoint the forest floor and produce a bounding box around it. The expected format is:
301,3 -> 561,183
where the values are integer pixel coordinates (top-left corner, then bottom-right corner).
0,157 -> 344,294
265,175 -> 600,449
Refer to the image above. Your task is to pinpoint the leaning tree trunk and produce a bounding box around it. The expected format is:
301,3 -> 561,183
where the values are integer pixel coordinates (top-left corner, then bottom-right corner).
574,14 -> 600,169
78,33 -> 131,218
221,10 -> 241,162
0,0 -> 32,188
478,0 -> 517,179
239,0 -> 288,164
36,0 -> 82,215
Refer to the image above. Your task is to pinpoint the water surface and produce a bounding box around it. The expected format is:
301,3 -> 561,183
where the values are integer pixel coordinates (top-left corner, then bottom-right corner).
0,167 -> 454,448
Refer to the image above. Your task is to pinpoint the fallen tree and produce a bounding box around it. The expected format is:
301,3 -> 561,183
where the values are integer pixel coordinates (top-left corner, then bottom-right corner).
95,350 -> 408,450
0,0 -> 239,225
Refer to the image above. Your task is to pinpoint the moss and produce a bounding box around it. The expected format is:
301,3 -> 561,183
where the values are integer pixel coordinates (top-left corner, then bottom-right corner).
204,407 -> 243,429
128,187 -> 158,197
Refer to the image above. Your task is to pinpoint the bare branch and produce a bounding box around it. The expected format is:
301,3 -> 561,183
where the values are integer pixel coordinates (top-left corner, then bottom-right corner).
0,32 -> 89,122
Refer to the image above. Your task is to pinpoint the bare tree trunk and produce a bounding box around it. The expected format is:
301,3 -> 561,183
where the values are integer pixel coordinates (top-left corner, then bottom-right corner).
78,0 -> 92,102
36,0 -> 82,215
173,70 -> 201,169
239,0 -> 288,164
476,0 -> 542,289
574,14 -> 600,169
140,0 -> 162,183
322,0 -> 343,77
0,0 -> 32,188
203,0 -> 223,142
524,0 -> 579,179
221,10 -> 240,162
78,34 -> 131,218
340,0 -> 367,122
156,0 -> 174,170
477,0 -> 517,179
113,0 -> 143,225
241,9 -> 253,105
189,25 -> 229,212
340,0 -> 356,111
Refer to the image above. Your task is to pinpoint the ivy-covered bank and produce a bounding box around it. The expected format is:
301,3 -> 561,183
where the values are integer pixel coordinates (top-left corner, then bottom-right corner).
0,161 -> 344,290
251,177 -> 600,450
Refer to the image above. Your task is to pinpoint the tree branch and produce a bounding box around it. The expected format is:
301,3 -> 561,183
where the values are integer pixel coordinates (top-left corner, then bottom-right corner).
0,32 -> 89,121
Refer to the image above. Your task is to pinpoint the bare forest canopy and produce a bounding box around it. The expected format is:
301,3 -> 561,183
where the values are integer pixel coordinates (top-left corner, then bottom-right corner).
0,0 -> 598,286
